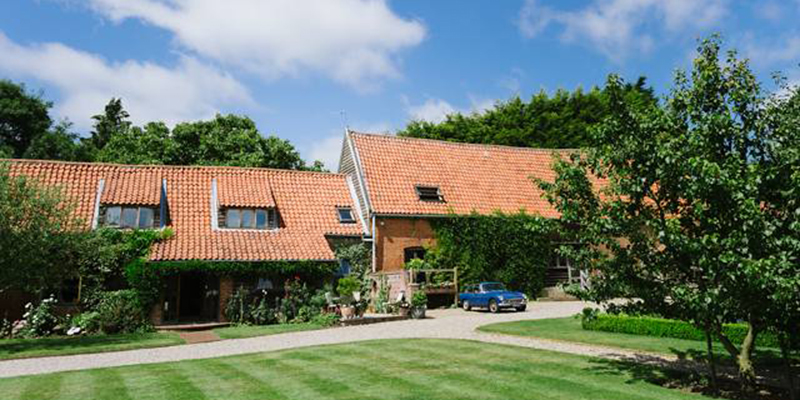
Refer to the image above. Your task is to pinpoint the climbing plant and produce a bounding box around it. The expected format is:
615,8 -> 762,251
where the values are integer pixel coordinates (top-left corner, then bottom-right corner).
429,211 -> 556,297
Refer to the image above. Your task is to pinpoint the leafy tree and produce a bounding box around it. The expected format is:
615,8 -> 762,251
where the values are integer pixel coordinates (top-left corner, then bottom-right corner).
398,78 -> 656,148
23,122 -> 83,161
87,98 -> 131,152
0,80 -> 52,158
0,164 -> 82,294
96,122 -> 172,165
97,113 -> 311,170
540,37 -> 798,391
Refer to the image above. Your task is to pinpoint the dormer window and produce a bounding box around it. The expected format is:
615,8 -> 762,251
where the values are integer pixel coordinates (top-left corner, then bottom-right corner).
337,207 -> 355,223
415,185 -> 444,202
221,207 -> 278,230
101,205 -> 159,229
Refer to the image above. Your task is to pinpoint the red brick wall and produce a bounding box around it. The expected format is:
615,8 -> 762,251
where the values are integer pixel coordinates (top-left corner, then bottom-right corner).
374,217 -> 436,272
218,276 -> 234,322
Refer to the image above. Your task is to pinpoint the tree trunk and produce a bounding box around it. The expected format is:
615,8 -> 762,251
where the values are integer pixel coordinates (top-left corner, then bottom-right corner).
705,325 -> 719,394
780,335 -> 797,400
715,323 -> 759,391
738,323 -> 759,391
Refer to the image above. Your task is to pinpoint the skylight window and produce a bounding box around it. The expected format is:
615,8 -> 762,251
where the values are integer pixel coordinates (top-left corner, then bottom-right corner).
415,185 -> 444,202
338,207 -> 356,223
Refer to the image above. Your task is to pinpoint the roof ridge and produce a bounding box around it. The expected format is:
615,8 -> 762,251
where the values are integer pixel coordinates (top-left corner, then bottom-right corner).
0,158 -> 347,178
347,130 -> 580,153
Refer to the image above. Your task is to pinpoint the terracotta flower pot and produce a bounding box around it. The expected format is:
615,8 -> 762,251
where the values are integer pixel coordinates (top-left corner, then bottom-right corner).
397,306 -> 410,317
340,305 -> 355,319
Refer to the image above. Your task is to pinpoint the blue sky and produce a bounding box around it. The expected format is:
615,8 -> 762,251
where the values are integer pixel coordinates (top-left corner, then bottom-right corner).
1,1 -> 799,169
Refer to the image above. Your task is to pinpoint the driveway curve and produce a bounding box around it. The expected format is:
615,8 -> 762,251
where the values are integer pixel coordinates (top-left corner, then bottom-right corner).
1,301 -> 595,378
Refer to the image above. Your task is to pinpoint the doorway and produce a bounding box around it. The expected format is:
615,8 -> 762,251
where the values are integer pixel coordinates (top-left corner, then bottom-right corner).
164,273 -> 220,323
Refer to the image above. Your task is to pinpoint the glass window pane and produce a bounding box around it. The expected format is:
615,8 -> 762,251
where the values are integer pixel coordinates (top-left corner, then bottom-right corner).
255,209 -> 267,229
226,209 -> 240,229
241,209 -> 254,229
139,208 -> 154,228
121,207 -> 138,228
338,208 -> 354,222
105,206 -> 121,226
268,209 -> 278,229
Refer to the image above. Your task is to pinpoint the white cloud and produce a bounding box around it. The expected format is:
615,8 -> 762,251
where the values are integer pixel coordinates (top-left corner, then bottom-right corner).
742,33 -> 800,68
519,0 -> 727,62
85,0 -> 426,92
0,32 -> 252,131
308,133 -> 346,171
406,98 -> 458,124
404,95 -> 496,123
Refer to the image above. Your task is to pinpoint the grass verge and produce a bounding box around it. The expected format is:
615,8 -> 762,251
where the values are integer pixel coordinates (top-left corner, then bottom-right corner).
213,323 -> 326,339
0,332 -> 185,360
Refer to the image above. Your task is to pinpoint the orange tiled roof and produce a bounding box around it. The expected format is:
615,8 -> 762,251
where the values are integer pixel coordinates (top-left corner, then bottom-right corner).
4,160 -> 363,262
349,132 -> 591,218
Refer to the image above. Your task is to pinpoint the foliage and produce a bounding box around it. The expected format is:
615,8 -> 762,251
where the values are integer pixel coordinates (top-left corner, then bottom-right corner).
0,164 -> 83,293
19,296 -> 61,338
23,121 -> 84,161
336,275 -> 360,302
310,313 -> 340,327
0,318 -> 11,339
335,242 -> 372,296
539,35 -> 800,386
224,287 -> 253,325
96,112 -> 317,170
403,258 -> 430,270
87,97 -> 131,153
410,291 -> 427,308
374,276 -> 390,314
93,290 -> 152,334
0,80 -> 52,158
69,311 -> 101,335
430,212 -> 555,297
581,314 -> 784,349
397,78 -> 656,149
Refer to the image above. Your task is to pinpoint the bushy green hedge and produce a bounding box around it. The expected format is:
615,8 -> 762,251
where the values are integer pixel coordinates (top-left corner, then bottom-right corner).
430,212 -> 555,297
582,313 -> 781,348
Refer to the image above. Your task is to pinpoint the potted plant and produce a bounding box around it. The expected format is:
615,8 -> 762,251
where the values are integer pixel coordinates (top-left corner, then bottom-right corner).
409,290 -> 427,319
337,275 -> 360,319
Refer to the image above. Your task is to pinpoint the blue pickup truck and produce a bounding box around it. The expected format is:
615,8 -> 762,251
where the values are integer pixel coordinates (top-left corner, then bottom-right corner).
459,282 -> 527,313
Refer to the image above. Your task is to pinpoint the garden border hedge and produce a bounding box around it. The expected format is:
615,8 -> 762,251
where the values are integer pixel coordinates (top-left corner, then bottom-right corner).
582,313 -> 782,348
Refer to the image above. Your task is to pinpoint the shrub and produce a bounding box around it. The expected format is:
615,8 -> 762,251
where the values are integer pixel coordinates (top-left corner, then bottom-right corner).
0,318 -> 11,339
224,287 -> 251,325
94,290 -> 151,334
411,291 -> 428,308
249,297 -> 276,325
20,295 -> 61,338
581,313 -> 783,348
337,275 -> 360,300
70,311 -> 101,334
311,313 -> 340,327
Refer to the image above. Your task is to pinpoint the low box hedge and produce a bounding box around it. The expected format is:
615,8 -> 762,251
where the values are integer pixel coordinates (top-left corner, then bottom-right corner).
581,313 -> 781,348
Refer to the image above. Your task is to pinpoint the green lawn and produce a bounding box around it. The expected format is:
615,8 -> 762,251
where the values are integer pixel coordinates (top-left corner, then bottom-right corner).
478,317 -> 780,362
213,322 -> 326,339
0,339 -> 707,400
0,332 -> 185,360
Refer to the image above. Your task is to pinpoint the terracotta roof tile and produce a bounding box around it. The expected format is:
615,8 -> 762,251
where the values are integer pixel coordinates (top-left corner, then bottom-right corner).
349,132 -> 599,218
4,160 -> 363,262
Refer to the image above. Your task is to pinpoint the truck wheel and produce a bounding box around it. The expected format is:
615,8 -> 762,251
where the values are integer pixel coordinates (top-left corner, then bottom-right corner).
462,300 -> 471,311
488,299 -> 499,313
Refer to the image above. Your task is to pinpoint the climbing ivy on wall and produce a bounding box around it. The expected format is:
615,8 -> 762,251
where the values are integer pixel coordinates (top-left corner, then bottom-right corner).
429,212 -> 556,297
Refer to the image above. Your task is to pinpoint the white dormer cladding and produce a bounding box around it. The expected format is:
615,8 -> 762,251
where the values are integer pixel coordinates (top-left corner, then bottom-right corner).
160,178 -> 169,228
210,178 -> 219,230
345,175 -> 370,233
339,129 -> 373,234
91,178 -> 105,230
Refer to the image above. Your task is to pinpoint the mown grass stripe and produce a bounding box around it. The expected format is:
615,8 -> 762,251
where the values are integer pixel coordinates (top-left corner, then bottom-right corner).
236,354 -> 327,399
18,372 -> 64,400
273,355 -> 383,400
416,340 -> 694,400
142,362 -> 209,400
343,341 -> 520,400
88,368 -> 133,400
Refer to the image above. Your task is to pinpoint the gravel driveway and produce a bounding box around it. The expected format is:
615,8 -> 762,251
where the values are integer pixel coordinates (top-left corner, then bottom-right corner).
0,301 -> 635,378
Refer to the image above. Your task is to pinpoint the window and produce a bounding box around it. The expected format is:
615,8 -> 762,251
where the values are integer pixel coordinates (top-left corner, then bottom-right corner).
415,185 -> 443,202
337,207 -> 355,223
222,208 -> 278,230
101,205 -> 159,229
404,246 -> 427,263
